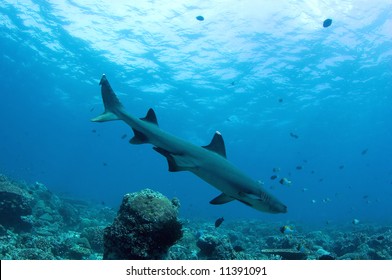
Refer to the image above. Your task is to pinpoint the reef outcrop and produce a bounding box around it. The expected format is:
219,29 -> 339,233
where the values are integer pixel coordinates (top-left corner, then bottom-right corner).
0,174 -> 33,231
103,188 -> 182,259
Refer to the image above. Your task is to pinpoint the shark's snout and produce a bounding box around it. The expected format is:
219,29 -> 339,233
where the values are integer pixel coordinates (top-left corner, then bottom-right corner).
270,201 -> 288,214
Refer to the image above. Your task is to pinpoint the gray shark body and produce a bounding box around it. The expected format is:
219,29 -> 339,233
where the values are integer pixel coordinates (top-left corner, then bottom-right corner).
92,75 -> 287,214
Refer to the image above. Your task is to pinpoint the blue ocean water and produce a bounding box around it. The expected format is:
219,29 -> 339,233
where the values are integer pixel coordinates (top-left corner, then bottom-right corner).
0,0 -> 391,226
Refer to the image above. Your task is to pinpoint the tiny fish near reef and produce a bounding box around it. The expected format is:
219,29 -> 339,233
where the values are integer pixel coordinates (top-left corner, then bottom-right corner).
215,217 -> 224,228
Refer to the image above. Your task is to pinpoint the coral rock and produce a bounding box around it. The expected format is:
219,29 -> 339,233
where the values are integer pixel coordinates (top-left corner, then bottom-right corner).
103,188 -> 182,259
0,174 -> 33,232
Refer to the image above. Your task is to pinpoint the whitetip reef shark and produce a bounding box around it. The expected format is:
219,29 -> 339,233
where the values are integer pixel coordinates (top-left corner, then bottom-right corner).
92,74 -> 287,214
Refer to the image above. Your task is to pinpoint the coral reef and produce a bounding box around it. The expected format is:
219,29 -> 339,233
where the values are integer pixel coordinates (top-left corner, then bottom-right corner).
103,188 -> 183,260
196,233 -> 236,260
0,174 -> 33,231
0,172 -> 391,260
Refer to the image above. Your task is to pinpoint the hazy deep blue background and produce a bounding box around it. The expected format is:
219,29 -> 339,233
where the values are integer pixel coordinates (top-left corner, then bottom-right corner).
0,0 -> 391,225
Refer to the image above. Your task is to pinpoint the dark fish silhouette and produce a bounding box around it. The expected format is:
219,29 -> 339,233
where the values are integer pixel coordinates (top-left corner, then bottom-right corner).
121,134 -> 127,139
270,175 -> 277,180
323,18 -> 332,28
196,15 -> 204,21
215,217 -> 224,228
290,132 -> 299,139
361,148 -> 368,155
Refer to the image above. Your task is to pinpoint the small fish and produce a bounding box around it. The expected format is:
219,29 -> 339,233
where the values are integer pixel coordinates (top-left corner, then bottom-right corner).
92,129 -> 97,133
215,217 -> 224,228
196,15 -> 204,21
311,199 -> 317,204
302,188 -> 308,192
352,218 -> 360,225
323,18 -> 332,28
257,180 -> 264,186
339,165 -> 344,170
278,98 -> 283,103
280,225 -> 294,234
290,132 -> 299,139
361,148 -> 368,155
103,162 -> 108,166
279,177 -> 292,186
296,165 -> 302,170
272,167 -> 280,173
90,107 -> 95,112
121,134 -> 127,139
270,175 -> 277,180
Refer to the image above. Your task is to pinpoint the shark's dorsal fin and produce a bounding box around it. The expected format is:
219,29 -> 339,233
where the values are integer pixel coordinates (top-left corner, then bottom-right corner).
210,193 -> 235,205
130,109 -> 158,144
141,108 -> 158,126
203,131 -> 226,158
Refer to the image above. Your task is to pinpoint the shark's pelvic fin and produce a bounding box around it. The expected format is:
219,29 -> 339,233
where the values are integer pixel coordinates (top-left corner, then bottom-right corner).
210,193 -> 235,204
91,74 -> 123,122
141,108 -> 159,126
153,147 -> 185,172
203,131 -> 227,158
129,129 -> 149,144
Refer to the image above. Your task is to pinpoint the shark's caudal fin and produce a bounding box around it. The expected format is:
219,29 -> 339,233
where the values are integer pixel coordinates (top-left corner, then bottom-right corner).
91,74 -> 123,122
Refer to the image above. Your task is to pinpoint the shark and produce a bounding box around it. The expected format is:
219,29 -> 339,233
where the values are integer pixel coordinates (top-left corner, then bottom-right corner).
92,74 -> 287,214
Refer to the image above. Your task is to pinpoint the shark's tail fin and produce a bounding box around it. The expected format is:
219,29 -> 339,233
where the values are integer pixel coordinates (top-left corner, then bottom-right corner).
91,74 -> 123,122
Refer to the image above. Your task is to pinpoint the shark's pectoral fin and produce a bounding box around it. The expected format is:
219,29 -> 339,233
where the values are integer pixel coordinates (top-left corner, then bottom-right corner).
153,147 -> 196,172
210,193 -> 235,205
203,131 -> 227,158
129,129 -> 149,144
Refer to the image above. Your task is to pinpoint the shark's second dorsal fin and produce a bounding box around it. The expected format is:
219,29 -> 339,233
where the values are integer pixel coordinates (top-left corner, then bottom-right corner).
210,193 -> 235,205
141,108 -> 158,126
203,131 -> 226,158
130,109 -> 158,144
